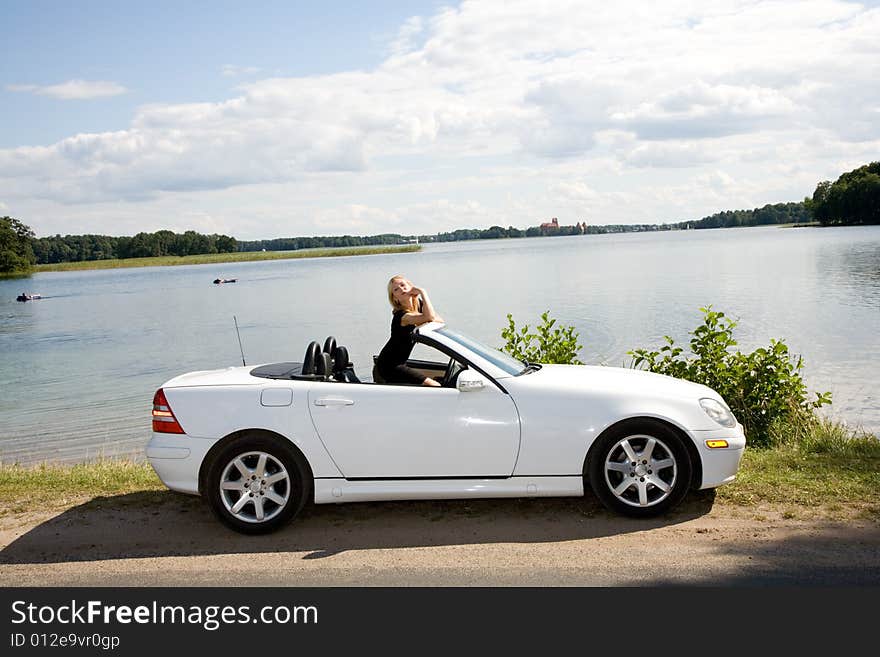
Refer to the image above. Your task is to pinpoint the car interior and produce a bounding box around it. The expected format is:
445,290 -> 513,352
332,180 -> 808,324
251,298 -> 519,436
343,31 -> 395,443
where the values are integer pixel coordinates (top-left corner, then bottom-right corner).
249,335 -> 467,388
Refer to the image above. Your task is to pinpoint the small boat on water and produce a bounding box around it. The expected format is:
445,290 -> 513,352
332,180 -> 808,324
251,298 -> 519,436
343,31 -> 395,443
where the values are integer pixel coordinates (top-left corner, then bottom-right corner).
213,278 -> 237,284
16,293 -> 42,302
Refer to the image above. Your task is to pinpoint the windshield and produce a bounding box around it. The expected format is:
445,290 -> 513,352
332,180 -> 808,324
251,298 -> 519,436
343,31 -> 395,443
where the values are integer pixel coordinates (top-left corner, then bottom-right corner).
435,327 -> 525,376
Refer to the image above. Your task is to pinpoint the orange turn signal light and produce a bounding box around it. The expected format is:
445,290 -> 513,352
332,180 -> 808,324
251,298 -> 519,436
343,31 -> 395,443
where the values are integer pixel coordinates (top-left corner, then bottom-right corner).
705,439 -> 729,449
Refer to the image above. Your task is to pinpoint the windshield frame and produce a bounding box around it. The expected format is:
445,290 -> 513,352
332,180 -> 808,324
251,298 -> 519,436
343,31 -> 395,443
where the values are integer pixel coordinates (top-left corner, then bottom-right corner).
433,326 -> 526,377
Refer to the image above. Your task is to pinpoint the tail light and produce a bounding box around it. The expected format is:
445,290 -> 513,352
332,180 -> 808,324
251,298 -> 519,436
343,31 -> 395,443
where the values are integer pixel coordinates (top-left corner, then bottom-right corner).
152,388 -> 185,434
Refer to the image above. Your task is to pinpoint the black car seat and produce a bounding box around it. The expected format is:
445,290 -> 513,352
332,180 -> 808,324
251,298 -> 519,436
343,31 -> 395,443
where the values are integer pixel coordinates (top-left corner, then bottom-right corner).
315,351 -> 332,380
323,336 -> 337,365
332,346 -> 360,383
301,341 -> 320,376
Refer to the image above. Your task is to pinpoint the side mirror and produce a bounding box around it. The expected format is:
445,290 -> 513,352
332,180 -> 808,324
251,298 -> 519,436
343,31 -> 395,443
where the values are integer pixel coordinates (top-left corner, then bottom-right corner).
456,369 -> 485,392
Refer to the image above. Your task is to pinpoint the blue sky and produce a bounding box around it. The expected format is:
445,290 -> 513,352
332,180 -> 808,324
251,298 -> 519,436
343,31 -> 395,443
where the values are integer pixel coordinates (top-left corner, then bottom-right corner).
1,0 -> 878,239
1,1 -> 441,146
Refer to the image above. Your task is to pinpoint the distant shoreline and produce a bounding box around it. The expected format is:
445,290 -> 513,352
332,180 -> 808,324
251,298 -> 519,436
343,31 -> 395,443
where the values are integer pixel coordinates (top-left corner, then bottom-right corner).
34,244 -> 421,272
25,221 -> 832,274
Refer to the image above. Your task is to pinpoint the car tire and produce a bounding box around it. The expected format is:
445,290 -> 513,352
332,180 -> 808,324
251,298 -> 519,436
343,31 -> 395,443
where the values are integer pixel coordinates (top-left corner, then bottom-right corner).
205,435 -> 311,534
587,419 -> 692,518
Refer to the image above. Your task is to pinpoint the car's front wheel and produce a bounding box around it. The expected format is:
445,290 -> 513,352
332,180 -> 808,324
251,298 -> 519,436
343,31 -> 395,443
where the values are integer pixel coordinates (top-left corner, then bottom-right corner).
205,435 -> 310,534
587,419 -> 692,518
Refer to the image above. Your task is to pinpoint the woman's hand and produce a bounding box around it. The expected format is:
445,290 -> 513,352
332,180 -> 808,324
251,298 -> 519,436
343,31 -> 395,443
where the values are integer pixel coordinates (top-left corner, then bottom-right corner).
409,286 -> 423,297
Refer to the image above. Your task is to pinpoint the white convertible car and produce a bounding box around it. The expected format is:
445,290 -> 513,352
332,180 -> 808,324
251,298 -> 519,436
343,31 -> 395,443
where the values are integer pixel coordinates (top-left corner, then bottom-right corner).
147,322 -> 745,534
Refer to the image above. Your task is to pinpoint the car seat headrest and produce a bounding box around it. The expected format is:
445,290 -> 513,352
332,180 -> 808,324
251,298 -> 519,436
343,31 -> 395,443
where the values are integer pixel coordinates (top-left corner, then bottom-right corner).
332,346 -> 350,373
302,341 -> 320,375
315,351 -> 332,379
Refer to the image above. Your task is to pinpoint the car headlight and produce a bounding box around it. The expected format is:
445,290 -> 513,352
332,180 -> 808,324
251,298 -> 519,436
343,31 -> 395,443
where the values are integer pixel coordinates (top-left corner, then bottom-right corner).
700,398 -> 737,428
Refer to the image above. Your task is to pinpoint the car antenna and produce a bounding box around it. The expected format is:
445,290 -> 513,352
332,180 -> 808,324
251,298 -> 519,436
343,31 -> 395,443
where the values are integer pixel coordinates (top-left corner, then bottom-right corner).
234,315 -> 247,366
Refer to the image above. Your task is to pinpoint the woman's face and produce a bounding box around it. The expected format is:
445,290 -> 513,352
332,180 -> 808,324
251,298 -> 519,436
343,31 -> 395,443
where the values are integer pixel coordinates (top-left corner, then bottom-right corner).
390,277 -> 413,304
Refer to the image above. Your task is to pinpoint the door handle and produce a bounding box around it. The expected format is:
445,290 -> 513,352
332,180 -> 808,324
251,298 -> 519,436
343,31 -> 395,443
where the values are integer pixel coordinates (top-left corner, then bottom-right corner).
313,398 -> 355,406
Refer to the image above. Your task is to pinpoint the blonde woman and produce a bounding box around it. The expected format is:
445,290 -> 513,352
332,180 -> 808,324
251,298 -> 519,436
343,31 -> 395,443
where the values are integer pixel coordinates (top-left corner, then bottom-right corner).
374,275 -> 443,386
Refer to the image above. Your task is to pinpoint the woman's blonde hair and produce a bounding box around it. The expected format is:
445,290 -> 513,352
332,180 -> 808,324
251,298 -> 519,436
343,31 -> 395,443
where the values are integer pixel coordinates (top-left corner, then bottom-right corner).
387,274 -> 416,312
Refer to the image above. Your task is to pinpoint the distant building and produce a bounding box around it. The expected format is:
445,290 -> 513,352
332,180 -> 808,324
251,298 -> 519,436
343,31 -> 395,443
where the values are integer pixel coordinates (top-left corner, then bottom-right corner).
540,217 -> 559,230
577,221 -> 587,234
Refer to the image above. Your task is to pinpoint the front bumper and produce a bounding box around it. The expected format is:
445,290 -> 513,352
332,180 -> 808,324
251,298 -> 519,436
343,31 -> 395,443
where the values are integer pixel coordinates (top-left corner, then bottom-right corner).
691,423 -> 747,489
146,433 -> 214,495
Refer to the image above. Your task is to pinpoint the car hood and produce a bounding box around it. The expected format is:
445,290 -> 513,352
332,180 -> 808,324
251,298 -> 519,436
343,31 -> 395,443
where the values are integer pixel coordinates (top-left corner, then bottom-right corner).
518,363 -> 719,401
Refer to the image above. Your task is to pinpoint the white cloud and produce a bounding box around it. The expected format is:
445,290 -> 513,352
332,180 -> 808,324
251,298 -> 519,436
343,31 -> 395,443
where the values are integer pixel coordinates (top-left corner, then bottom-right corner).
389,16 -> 425,56
2,0 -> 879,237
177,210 -> 231,235
6,79 -> 127,100
551,181 -> 600,202
625,141 -> 720,168
611,82 -> 800,140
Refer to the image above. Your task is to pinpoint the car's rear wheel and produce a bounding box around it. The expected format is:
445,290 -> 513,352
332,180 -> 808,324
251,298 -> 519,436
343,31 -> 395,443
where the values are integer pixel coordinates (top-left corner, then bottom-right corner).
587,419 -> 692,518
205,435 -> 310,534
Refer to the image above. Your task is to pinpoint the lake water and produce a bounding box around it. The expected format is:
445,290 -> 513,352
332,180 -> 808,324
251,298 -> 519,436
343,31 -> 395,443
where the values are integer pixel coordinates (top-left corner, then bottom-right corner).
2,225 -> 878,465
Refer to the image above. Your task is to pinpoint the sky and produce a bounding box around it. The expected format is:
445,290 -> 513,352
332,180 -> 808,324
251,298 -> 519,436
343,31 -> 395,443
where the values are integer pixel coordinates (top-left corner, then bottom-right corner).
1,0 -> 878,240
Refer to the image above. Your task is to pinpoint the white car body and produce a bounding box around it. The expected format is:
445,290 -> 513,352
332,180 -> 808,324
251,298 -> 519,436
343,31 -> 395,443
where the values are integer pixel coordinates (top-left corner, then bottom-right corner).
147,322 -> 745,533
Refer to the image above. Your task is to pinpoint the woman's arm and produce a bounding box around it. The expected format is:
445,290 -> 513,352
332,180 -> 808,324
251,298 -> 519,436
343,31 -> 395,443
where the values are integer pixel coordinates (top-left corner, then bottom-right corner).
400,286 -> 444,326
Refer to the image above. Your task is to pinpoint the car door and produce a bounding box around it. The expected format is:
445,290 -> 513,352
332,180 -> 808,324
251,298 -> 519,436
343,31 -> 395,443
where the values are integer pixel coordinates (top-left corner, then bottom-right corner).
307,368 -> 520,478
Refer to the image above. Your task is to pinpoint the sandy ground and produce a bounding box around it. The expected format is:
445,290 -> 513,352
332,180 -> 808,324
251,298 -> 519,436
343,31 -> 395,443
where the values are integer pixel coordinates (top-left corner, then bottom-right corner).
1,491 -> 878,586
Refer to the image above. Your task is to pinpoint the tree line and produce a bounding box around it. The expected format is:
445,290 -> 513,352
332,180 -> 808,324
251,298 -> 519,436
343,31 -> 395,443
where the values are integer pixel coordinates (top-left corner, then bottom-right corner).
421,201 -> 811,242
0,216 -> 36,276
2,161 -> 876,277
671,201 -> 812,230
807,161 -> 880,226
23,200 -> 813,267
0,202 -> 828,277
31,230 -> 237,264
238,234 -> 403,252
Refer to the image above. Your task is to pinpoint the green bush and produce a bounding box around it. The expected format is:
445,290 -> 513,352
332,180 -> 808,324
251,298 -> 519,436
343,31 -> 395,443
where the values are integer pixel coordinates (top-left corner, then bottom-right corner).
501,310 -> 584,365
628,307 -> 832,447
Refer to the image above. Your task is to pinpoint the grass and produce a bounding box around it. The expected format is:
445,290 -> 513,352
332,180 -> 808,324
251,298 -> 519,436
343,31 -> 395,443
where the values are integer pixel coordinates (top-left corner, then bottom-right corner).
716,446 -> 880,518
0,461 -> 165,517
33,244 -> 421,272
715,417 -> 880,519
2,419 -> 877,521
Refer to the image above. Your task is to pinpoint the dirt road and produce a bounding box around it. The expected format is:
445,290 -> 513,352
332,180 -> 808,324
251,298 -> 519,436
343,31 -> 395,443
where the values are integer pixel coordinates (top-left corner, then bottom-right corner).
1,491 -> 878,586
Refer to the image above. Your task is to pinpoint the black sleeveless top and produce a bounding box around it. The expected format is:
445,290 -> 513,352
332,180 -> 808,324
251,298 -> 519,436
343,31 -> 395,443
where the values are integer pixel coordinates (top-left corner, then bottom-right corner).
376,309 -> 415,373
